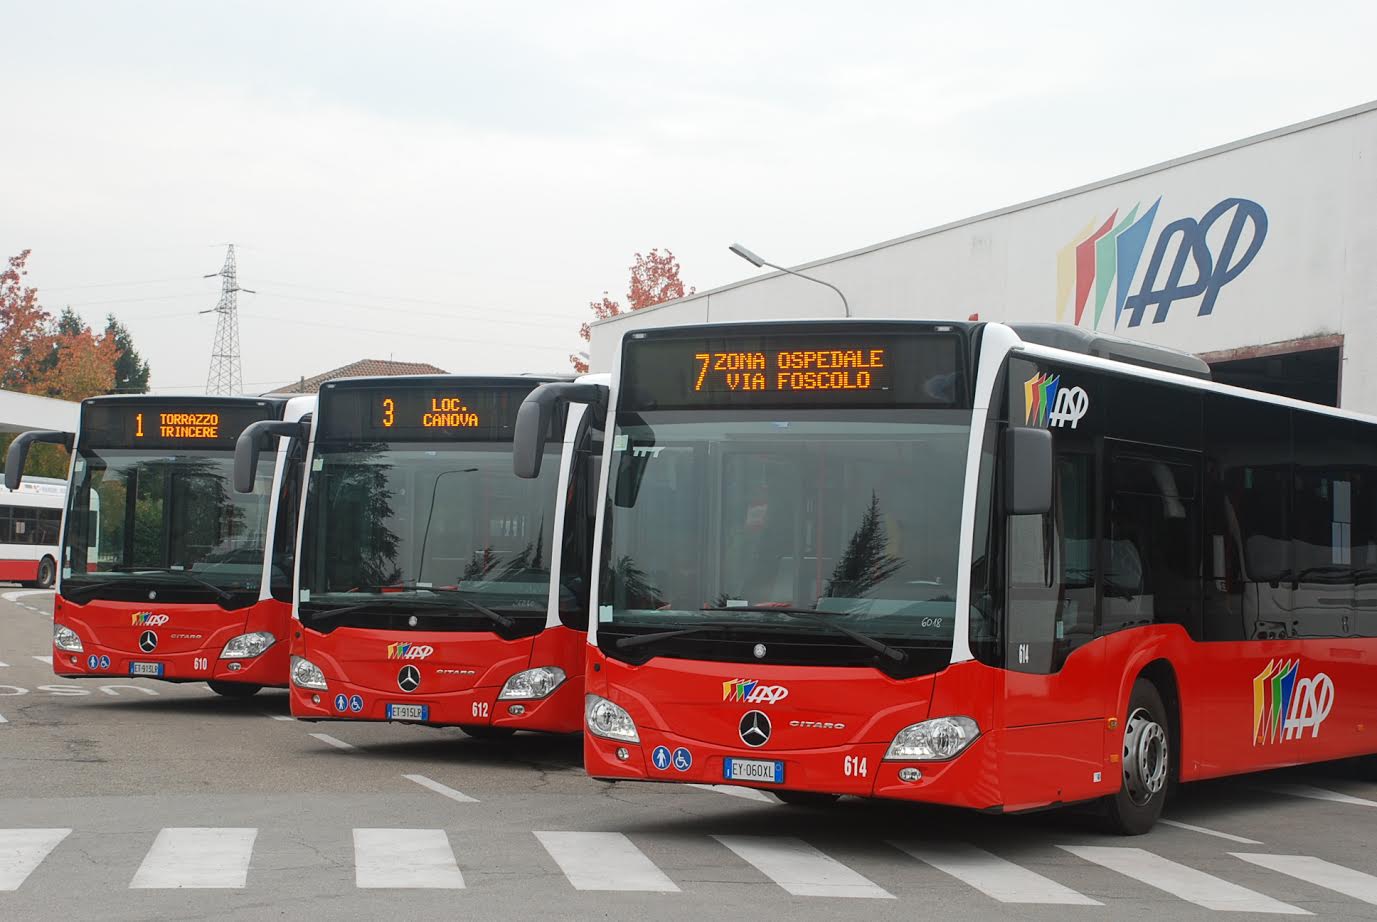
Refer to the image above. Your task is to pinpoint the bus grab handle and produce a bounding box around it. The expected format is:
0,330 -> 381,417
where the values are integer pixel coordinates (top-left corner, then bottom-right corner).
513,382 -> 606,480
5,430 -> 74,491
234,419 -> 307,494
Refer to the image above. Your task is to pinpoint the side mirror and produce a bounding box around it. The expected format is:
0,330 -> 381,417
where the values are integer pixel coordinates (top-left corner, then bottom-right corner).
1002,426 -> 1053,516
5,430 -> 74,490
234,419 -> 308,494
513,382 -> 607,479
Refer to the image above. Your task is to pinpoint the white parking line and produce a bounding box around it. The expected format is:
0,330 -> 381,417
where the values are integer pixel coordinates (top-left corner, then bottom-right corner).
537,831 -> 679,892
264,712 -> 293,721
0,661 -> 9,667
715,835 -> 894,899
354,828 -> 465,889
1262,784 -> 1377,808
129,828 -> 257,889
0,714 -> 7,725
0,829 -> 70,890
403,773 -> 478,803
1159,819 -> 1263,845
1061,846 -> 1308,914
687,783 -> 777,803
893,841 -> 1100,905
1235,853 -> 1377,906
0,590 -> 54,603
32,656 -> 52,665
309,733 -> 355,751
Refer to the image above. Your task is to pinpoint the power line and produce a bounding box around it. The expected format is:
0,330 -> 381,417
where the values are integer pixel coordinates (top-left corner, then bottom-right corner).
254,278 -> 573,319
236,311 -> 574,352
38,277 -> 196,292
249,291 -> 578,330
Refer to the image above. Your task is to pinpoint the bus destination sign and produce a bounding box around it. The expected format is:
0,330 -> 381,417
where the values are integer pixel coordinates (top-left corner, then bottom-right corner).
622,330 -> 965,410
80,402 -> 279,450
319,384 -> 537,442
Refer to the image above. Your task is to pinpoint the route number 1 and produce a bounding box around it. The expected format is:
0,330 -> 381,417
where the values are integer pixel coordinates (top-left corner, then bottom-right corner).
135,413 -> 144,438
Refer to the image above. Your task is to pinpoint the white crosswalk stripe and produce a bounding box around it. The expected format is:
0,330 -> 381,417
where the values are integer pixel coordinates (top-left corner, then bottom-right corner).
1234,853 -> 1377,906
129,827 -> 257,889
537,831 -> 679,892
353,828 -> 465,889
1061,845 -> 1309,914
715,835 -> 894,899
893,840 -> 1100,905
0,829 -> 70,891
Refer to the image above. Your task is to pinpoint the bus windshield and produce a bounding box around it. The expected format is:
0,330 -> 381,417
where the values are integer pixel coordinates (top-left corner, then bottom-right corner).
297,440 -> 567,633
599,411 -> 971,670
61,447 -> 275,605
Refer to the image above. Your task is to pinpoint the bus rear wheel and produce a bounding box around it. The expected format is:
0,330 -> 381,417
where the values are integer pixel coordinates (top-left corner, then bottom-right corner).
34,556 -> 56,589
459,725 -> 517,740
772,791 -> 842,807
207,681 -> 262,699
1104,679 -> 1171,835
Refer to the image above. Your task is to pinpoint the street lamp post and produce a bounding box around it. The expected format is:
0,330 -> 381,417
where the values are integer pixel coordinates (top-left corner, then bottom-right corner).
728,243 -> 851,318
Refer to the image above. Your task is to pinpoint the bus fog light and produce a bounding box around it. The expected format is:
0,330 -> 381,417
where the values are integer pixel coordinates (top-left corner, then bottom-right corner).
586,694 -> 639,743
499,666 -> 566,700
898,767 -> 922,782
884,716 -> 980,761
221,631 -> 275,659
54,624 -> 83,652
291,655 -> 328,690
508,704 -> 526,716
616,747 -> 630,762
311,694 -> 320,704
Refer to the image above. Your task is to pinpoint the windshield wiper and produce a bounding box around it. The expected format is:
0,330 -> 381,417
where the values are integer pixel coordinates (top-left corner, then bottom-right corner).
614,621 -> 757,652
107,566 -> 234,600
701,606 -> 909,665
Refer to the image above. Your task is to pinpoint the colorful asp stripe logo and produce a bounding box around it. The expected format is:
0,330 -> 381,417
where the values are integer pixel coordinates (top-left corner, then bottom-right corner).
386,642 -> 434,660
130,612 -> 169,627
722,678 -> 789,704
1023,373 -> 1089,429
1251,658 -> 1334,746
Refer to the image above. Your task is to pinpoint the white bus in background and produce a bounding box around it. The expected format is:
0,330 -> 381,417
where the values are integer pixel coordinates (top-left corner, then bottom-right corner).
0,476 -> 67,588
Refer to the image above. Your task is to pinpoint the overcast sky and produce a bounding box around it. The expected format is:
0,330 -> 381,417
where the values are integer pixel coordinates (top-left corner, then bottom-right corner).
5,1 -> 1375,392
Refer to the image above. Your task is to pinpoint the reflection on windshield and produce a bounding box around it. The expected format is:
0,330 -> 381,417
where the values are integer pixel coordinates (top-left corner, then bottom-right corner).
602,414 -> 970,645
299,442 -> 564,615
62,448 -> 274,593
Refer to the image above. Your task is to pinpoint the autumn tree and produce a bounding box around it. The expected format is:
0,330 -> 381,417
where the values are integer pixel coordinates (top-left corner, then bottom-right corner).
572,248 -> 694,373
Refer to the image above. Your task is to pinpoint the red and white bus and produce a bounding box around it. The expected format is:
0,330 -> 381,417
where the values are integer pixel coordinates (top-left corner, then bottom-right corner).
7,394 -> 313,697
514,319 -> 1377,834
0,476 -> 66,587
254,374 -> 602,734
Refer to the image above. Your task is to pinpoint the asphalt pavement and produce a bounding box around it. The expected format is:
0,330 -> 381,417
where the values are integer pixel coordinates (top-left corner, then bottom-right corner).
4,589 -> 1377,920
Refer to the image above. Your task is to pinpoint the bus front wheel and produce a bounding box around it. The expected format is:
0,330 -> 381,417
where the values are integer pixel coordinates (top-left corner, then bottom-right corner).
31,556 -> 55,589
207,681 -> 262,699
1104,679 -> 1171,835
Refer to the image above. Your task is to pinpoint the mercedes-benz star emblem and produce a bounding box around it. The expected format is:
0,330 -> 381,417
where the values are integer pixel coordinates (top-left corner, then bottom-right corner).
397,665 -> 421,692
752,643 -> 767,659
138,630 -> 158,653
739,710 -> 771,747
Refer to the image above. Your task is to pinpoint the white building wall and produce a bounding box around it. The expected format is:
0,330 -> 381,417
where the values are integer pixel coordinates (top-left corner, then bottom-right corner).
590,101 -> 1377,410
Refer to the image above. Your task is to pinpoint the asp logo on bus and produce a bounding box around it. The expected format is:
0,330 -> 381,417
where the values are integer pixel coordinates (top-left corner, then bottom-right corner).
1023,373 -> 1089,429
386,642 -> 434,660
1056,196 -> 1267,331
1252,659 -> 1334,745
722,679 -> 789,704
130,612 -> 169,627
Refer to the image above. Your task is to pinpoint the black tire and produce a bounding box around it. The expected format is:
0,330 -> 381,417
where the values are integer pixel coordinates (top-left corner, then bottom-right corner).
771,790 -> 842,807
207,681 -> 262,699
35,556 -> 56,589
1104,679 -> 1171,835
459,725 -> 517,740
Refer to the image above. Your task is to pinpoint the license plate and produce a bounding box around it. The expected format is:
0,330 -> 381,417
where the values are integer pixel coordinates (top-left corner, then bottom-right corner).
128,662 -> 164,677
724,757 -> 784,784
386,703 -> 429,721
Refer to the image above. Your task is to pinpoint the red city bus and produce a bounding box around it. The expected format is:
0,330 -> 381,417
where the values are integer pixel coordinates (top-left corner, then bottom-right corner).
6,395 -> 313,696
514,319 -> 1377,834
252,374 -> 603,735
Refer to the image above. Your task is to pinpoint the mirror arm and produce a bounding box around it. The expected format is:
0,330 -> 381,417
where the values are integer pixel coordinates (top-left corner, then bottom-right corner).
5,429 -> 74,490
234,419 -> 308,494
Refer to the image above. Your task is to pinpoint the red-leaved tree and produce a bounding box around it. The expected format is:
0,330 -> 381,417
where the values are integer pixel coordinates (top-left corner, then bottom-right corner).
573,249 -> 694,372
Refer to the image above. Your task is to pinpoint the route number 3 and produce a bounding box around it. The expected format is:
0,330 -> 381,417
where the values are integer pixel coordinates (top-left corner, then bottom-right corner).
843,755 -> 868,778
472,702 -> 489,718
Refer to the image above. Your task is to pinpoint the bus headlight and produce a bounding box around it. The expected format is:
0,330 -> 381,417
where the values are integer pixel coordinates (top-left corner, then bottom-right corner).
499,666 -> 567,700
585,694 -> 639,743
53,624 -> 83,652
290,655 -> 327,690
221,632 -> 275,659
884,716 -> 980,761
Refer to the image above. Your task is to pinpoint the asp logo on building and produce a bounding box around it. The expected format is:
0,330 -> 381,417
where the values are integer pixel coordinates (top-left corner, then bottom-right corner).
386,642 -> 434,660
1056,196 -> 1267,331
722,679 -> 789,704
1252,658 -> 1334,745
1023,373 -> 1088,429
